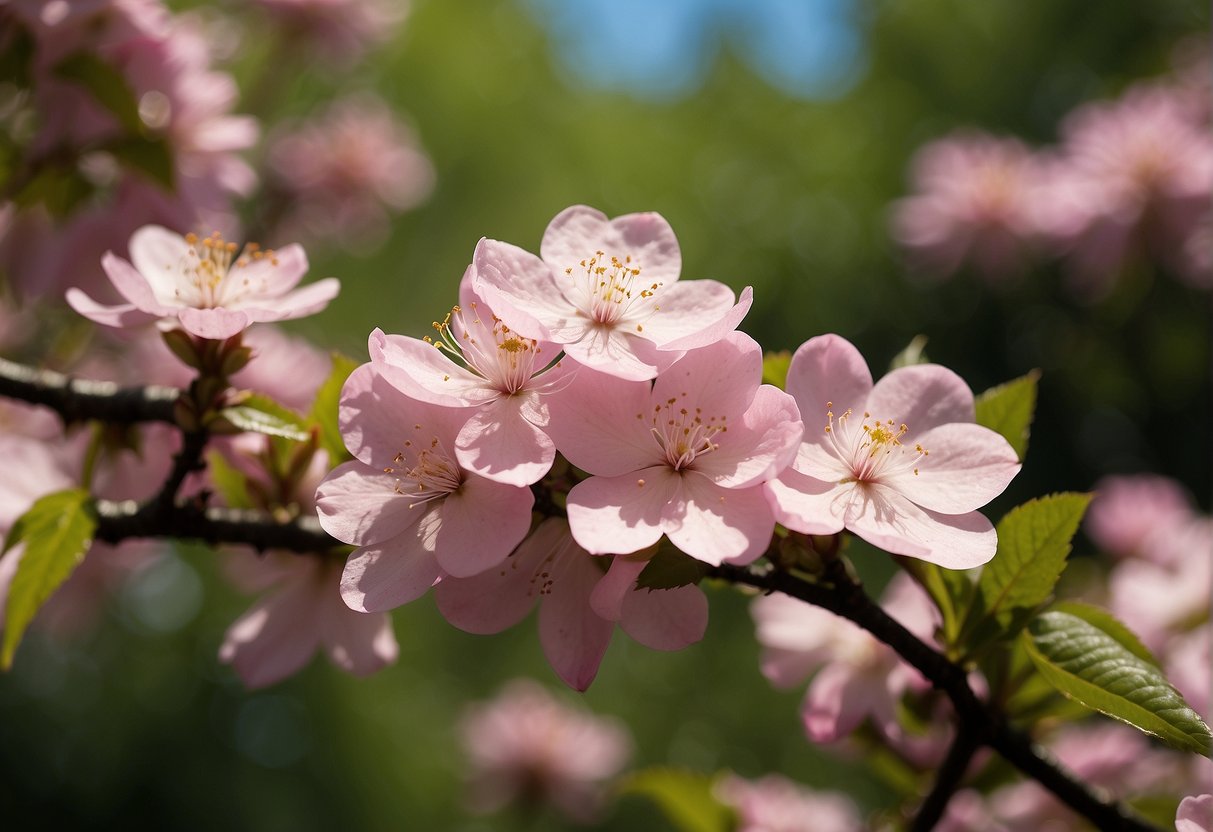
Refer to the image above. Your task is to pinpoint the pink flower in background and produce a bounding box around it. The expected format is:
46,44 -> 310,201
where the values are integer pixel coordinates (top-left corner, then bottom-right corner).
1043,85 -> 1213,295
715,773 -> 863,832
219,552 -> 397,688
459,678 -> 632,822
1178,794 -> 1213,832
474,205 -> 753,381
435,518 -> 707,690
232,326 -> 333,412
1086,474 -> 1195,562
751,573 -> 936,742
67,225 -> 339,339
891,132 -> 1047,282
766,334 -> 1020,569
371,272 -> 567,486
546,332 -> 802,565
267,94 -> 434,251
253,0 -> 406,64
1168,628 -> 1212,722
315,365 -> 533,611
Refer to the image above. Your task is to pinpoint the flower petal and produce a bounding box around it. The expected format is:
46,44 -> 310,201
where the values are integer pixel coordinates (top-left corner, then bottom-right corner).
560,325 -> 672,381
884,422 -> 1020,513
588,556 -> 644,622
541,205 -> 682,284
240,277 -> 340,323
865,363 -> 975,438
231,243 -> 309,297
370,329 -> 492,407
844,484 -> 997,569
538,548 -> 616,691
101,251 -> 173,313
340,536 -> 442,612
544,366 -> 659,476
693,384 -> 802,488
647,284 -> 753,351
430,475 -> 534,577
652,331 -> 763,422
315,460 -> 425,546
320,585 -> 399,677
219,580 -> 324,689
65,289 -> 158,329
763,469 -> 849,535
455,396 -> 555,486
177,307 -> 251,340
128,225 -> 189,304
620,581 -> 708,651
472,237 -> 570,340
566,466 -> 680,555
669,475 -> 774,566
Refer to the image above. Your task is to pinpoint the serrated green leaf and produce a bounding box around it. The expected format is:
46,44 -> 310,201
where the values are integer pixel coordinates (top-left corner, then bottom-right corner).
308,353 -> 359,463
962,493 -> 1092,651
1023,611 -> 1212,756
2,489 -> 97,669
206,450 -> 253,509
761,350 -> 791,390
636,543 -> 709,591
104,135 -> 174,190
53,52 -> 143,134
221,394 -> 310,441
618,768 -> 735,832
975,370 -> 1040,461
889,335 -> 930,369
1051,601 -> 1157,665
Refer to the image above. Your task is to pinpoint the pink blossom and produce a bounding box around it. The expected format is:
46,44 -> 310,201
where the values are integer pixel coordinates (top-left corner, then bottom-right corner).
66,225 -> 339,339
219,551 -> 397,688
267,94 -> 434,250
545,332 -> 802,565
473,205 -> 753,381
1043,85 -> 1213,296
1178,794 -> 1213,832
765,334 -> 1020,569
459,678 -> 632,822
253,0 -> 406,64
1087,474 -> 1195,562
371,273 -> 568,486
232,326 -> 332,412
315,365 -> 534,610
714,773 -> 864,832
891,132 -> 1048,282
1168,627 -> 1212,722
751,573 -> 936,742
435,518 -> 708,690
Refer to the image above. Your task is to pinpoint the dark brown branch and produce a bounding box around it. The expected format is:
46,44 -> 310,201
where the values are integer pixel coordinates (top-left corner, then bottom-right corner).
909,719 -> 981,831
0,357 -> 178,425
710,563 -> 1160,832
94,499 -> 340,553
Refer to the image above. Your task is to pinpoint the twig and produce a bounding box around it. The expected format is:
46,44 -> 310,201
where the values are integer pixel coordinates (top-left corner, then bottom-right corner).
0,357 -> 178,425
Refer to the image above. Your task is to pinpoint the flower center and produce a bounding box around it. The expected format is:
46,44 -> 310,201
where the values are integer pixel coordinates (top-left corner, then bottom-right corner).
426,302 -> 545,394
382,425 -> 463,507
564,250 -> 662,329
641,394 -> 727,471
823,403 -> 928,485
178,231 -> 279,309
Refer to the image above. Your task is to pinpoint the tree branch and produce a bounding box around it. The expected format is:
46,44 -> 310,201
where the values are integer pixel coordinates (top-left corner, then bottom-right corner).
94,499 -> 340,553
710,563 -> 1160,832
908,719 -> 980,831
0,357 -> 178,425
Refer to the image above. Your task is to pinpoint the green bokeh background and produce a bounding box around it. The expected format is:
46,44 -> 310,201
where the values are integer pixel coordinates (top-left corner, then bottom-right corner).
1,0 -> 1208,829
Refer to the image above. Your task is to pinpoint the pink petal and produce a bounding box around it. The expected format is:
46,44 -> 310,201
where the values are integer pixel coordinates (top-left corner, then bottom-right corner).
560,324 -> 672,381
884,422 -> 1020,514
177,307 -> 250,339
340,536 -> 442,612
370,329 -> 493,407
670,475 -> 775,566
321,609 -> 399,678
537,547 -> 616,691
430,475 -> 534,577
844,484 -> 997,569
646,284 -> 753,351
566,466 -> 680,555
1176,794 -> 1213,832
544,366 -> 659,476
232,243 -> 309,297
472,238 -> 570,341
541,205 -> 682,284
764,469 -> 848,535
752,593 -> 840,688
620,581 -> 708,651
693,384 -> 802,488
785,334 -> 873,429
588,556 -> 645,621
865,364 -> 975,438
219,582 -> 324,689
652,331 -> 763,423
315,460 -> 425,546
433,519 -> 570,633
802,663 -> 888,743
240,277 -> 340,321
101,251 -> 172,313
455,397 -> 556,486
128,225 -> 189,303
339,366 -> 466,469
65,289 -> 158,328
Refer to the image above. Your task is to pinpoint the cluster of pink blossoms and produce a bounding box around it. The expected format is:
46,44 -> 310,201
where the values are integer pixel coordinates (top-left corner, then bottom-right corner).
316,204 -> 1021,689
891,50 -> 1213,297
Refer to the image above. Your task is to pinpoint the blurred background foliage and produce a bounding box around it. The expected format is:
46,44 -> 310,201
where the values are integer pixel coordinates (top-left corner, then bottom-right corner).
1,0 -> 1208,828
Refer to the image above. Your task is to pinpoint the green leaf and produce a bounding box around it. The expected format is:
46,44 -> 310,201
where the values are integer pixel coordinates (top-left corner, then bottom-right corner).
1049,601 -> 1157,664
2,489 -> 97,669
206,451 -> 253,509
53,52 -> 143,134
618,769 -> 735,832
221,394 -> 310,441
307,353 -> 359,463
761,350 -> 791,390
1023,610 -> 1212,756
889,335 -> 930,369
964,493 -> 1092,648
103,136 -> 174,190
636,542 -> 710,591
975,370 -> 1040,461
894,555 -> 972,647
